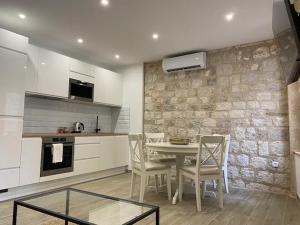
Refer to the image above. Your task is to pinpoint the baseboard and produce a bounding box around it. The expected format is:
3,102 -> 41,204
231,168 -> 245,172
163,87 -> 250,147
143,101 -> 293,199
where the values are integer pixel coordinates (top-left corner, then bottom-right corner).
0,167 -> 127,202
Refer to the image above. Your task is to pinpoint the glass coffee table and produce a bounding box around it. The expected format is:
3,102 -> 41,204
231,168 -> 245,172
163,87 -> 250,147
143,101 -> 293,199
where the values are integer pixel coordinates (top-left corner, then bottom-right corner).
13,188 -> 159,225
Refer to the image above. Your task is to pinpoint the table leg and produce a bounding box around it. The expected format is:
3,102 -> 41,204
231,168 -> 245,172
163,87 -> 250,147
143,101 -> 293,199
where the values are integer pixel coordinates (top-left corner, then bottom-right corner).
12,202 -> 17,225
156,208 -> 160,225
172,155 -> 185,205
65,190 -> 70,225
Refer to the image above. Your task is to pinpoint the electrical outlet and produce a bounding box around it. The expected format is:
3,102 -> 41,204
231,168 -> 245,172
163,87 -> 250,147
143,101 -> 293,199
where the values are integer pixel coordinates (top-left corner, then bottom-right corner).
272,160 -> 279,168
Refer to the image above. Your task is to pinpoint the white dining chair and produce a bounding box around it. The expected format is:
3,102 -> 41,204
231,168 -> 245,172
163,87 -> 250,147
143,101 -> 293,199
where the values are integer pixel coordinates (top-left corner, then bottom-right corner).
178,135 -> 225,211
209,134 -> 231,194
145,133 -> 176,188
128,134 -> 172,203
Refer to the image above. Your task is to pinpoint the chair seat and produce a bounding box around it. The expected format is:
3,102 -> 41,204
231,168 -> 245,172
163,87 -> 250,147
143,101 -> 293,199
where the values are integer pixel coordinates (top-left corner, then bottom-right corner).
135,161 -> 171,171
181,165 -> 219,175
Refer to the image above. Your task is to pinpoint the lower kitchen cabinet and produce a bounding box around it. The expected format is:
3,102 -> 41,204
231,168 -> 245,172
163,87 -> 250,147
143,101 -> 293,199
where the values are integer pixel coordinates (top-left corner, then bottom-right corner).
20,138 -> 42,186
296,153 -> 300,199
0,168 -> 20,190
99,135 -> 129,170
74,158 -> 101,175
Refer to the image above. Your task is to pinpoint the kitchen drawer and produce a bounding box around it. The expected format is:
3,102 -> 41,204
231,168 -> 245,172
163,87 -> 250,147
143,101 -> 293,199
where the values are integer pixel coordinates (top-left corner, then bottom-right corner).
74,144 -> 100,160
0,168 -> 19,189
75,136 -> 101,145
74,158 -> 100,175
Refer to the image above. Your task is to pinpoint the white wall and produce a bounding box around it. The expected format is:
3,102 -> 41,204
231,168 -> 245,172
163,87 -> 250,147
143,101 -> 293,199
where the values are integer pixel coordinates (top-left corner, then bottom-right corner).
116,63 -> 144,133
116,63 -> 144,170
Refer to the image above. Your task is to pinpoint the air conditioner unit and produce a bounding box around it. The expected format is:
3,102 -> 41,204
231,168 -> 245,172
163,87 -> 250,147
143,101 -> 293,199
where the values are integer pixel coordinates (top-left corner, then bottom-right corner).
162,52 -> 207,73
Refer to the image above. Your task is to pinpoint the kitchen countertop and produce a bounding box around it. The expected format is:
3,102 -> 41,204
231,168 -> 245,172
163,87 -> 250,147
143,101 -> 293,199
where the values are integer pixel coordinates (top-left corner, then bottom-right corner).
23,132 -> 128,138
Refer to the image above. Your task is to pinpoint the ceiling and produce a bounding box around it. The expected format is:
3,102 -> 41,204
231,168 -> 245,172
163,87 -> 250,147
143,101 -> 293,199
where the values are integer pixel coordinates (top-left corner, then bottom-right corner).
0,0 -> 274,69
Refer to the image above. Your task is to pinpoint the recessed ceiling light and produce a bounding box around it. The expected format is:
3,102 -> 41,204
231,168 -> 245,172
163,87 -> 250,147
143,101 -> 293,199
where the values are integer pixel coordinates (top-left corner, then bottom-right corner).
18,13 -> 26,19
101,0 -> 109,6
152,33 -> 159,40
41,62 -> 46,65
77,38 -> 84,44
115,54 -> 120,59
225,12 -> 234,22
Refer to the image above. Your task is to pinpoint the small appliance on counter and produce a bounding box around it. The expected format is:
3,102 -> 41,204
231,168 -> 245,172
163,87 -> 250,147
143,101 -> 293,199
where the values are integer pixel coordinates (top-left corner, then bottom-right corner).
74,122 -> 85,133
95,115 -> 101,133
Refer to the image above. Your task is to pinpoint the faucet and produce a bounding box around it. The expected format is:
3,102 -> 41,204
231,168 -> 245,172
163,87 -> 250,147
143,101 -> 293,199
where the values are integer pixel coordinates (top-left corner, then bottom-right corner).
95,116 -> 101,133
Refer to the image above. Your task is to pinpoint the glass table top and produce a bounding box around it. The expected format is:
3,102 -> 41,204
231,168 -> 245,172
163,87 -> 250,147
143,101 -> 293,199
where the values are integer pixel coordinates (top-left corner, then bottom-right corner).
16,188 -> 157,225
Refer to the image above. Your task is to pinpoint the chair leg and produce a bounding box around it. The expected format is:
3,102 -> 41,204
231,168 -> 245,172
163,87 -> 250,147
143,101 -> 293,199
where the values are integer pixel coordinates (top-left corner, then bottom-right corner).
160,174 -> 165,186
154,175 -> 159,193
218,179 -> 224,209
166,171 -> 172,201
212,180 -> 217,189
139,175 -> 147,203
223,169 -> 229,194
130,172 -> 136,198
201,181 -> 206,199
195,179 -> 202,211
178,172 -> 183,202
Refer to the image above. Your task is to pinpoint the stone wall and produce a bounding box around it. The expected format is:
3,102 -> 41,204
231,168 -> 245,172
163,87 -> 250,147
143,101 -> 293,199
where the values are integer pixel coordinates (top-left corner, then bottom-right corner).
144,33 -> 296,193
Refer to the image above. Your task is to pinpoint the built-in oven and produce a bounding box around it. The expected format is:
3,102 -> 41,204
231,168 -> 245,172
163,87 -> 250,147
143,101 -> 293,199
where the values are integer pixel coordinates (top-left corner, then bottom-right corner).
69,78 -> 94,102
41,136 -> 74,177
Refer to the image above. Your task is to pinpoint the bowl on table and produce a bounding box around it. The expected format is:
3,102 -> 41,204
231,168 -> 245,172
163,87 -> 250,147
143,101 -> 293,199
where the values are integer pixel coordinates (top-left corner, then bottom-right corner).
169,138 -> 190,145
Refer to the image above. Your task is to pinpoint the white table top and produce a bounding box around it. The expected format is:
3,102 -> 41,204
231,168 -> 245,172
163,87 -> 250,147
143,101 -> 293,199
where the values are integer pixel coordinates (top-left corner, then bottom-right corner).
146,142 -> 199,154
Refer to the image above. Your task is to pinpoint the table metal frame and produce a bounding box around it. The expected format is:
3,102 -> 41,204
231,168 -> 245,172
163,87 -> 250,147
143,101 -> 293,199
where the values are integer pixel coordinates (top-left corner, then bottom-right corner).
13,188 -> 160,225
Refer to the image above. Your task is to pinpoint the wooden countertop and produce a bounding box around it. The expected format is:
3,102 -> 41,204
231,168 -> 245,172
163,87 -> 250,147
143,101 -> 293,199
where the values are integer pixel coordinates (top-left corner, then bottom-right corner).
23,132 -> 128,138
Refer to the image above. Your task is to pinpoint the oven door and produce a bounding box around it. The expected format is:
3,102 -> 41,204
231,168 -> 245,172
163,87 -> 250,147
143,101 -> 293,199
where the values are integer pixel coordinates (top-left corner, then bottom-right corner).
69,78 -> 94,102
41,142 -> 74,177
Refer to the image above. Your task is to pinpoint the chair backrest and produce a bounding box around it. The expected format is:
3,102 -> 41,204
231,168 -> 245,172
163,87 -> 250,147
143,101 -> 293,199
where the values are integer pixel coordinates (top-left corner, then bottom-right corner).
213,134 -> 231,167
196,135 -> 225,175
128,134 -> 146,171
145,133 -> 165,143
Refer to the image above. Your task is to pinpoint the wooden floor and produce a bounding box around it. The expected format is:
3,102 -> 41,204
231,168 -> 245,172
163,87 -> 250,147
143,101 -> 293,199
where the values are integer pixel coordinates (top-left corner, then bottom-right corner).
1,173 -> 300,225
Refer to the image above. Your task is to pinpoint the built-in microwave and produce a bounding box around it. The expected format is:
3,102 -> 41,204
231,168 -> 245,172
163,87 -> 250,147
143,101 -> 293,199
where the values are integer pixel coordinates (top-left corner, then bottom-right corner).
69,78 -> 94,102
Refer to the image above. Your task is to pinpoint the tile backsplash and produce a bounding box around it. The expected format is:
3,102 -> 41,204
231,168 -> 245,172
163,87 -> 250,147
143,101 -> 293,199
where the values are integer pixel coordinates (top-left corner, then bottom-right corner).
23,96 -> 129,134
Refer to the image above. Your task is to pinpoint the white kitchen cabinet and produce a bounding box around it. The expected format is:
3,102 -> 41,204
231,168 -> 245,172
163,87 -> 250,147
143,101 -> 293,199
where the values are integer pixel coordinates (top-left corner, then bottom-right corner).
69,58 -> 96,77
37,47 -> 70,98
74,144 -> 101,160
0,47 -> 26,117
75,136 -> 101,145
0,168 -> 19,190
0,28 -> 28,53
94,68 -> 123,106
113,135 -> 129,167
74,158 -> 101,175
20,138 -> 42,186
99,135 -> 129,170
99,136 -> 115,170
296,152 -> 300,199
25,45 -> 39,93
0,116 -> 23,170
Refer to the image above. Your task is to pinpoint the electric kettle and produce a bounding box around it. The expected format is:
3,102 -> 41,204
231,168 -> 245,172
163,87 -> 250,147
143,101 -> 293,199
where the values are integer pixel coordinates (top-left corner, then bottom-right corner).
74,122 -> 85,133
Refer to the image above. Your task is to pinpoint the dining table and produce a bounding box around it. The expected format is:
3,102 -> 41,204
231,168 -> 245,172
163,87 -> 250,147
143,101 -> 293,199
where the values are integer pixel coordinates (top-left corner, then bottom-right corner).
146,142 -> 199,205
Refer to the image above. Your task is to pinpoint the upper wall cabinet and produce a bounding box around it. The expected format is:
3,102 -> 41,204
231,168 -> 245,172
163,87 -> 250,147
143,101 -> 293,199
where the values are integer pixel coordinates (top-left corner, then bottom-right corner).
94,67 -> 123,107
26,45 -> 70,98
0,28 -> 28,53
69,58 -> 96,77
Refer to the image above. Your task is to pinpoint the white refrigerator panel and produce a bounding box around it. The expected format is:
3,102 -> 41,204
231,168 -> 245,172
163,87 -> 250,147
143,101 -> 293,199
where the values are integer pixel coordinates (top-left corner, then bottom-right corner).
0,47 -> 26,116
0,117 -> 23,169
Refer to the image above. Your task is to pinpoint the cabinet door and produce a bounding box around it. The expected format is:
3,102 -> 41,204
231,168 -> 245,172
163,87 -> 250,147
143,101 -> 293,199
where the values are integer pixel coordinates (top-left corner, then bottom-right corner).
0,117 -> 23,169
38,48 -> 69,98
74,158 -> 101,175
0,48 -> 26,116
0,28 -> 28,53
94,68 -> 123,106
99,136 -> 115,170
113,136 -> 129,167
25,45 -> 39,93
0,168 -> 19,190
20,138 -> 42,186
69,58 -> 96,77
